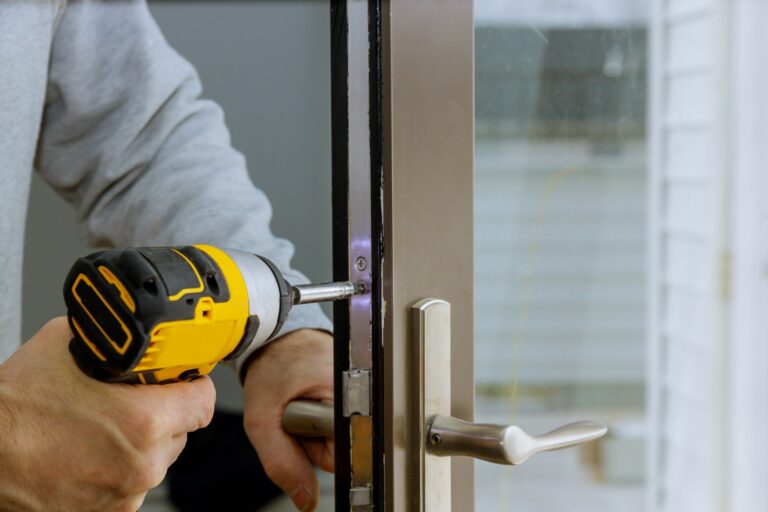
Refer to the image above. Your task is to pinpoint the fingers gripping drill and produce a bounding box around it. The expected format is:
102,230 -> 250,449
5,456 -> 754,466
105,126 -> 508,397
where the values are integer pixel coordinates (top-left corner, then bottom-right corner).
63,244 -> 364,384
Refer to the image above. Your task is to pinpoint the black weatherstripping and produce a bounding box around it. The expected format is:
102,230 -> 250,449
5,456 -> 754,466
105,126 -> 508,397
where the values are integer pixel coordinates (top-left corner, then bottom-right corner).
330,0 -> 352,508
331,0 -> 385,508
367,0 -> 385,508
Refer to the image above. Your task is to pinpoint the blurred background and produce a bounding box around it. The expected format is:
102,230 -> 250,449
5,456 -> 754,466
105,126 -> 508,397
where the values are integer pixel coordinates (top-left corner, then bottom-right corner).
475,1 -> 768,511
474,1 -> 647,510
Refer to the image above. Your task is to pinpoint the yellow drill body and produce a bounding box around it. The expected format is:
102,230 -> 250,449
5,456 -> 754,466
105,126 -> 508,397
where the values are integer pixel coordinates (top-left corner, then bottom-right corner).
64,245 -> 291,383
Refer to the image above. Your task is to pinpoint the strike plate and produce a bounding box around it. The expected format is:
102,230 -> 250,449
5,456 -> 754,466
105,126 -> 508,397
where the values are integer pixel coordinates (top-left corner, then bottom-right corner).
343,369 -> 371,417
411,299 -> 452,511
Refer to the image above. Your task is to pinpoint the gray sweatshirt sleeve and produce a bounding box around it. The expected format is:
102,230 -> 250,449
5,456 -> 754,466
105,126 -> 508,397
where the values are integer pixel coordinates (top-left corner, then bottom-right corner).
34,1 -> 332,374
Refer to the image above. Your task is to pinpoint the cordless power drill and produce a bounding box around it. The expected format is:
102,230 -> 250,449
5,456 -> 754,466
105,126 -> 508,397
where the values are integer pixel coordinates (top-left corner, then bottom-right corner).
63,244 -> 362,384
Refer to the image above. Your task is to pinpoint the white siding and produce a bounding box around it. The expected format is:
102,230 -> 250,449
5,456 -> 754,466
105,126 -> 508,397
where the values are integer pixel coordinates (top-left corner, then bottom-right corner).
649,0 -> 729,510
475,140 -> 646,385
729,1 -> 768,509
652,1 -> 768,510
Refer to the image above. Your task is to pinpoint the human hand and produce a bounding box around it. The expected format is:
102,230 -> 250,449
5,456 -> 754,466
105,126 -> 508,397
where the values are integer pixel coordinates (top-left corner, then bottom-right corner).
242,329 -> 334,512
0,317 -> 215,512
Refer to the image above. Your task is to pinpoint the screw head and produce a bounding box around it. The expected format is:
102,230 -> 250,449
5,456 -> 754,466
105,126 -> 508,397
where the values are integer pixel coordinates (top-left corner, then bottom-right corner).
430,433 -> 442,446
355,256 -> 368,272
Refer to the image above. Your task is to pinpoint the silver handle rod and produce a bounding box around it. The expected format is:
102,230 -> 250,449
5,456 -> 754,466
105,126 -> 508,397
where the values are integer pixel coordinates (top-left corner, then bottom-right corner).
283,400 -> 334,437
427,415 -> 607,465
292,281 -> 366,304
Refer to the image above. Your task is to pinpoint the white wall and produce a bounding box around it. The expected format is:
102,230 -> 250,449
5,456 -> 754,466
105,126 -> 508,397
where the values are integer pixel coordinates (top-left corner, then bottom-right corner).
728,0 -> 768,508
649,1 -> 726,510
649,0 -> 768,510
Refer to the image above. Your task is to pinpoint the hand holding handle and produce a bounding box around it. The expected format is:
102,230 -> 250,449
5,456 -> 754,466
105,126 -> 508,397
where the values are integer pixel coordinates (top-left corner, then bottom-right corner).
282,400 -> 607,466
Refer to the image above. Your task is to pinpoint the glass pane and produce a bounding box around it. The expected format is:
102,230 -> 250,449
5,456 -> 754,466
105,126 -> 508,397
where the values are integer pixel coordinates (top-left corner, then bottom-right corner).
473,2 -> 648,510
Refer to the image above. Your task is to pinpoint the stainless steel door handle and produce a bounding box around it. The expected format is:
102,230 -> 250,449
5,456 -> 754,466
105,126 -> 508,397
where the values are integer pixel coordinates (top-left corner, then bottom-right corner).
283,400 -> 606,466
426,415 -> 607,465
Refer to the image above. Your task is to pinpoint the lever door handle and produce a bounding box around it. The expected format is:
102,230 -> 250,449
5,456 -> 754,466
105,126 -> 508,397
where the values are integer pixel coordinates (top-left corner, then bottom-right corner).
426,414 -> 607,465
283,400 -> 606,466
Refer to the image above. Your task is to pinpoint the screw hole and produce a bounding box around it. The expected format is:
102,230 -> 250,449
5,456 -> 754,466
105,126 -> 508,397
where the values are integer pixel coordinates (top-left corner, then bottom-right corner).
142,278 -> 158,296
205,273 -> 220,295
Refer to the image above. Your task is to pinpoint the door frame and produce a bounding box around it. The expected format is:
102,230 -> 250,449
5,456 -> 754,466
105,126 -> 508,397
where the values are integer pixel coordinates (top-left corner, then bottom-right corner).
330,1 -> 475,509
330,0 -> 385,509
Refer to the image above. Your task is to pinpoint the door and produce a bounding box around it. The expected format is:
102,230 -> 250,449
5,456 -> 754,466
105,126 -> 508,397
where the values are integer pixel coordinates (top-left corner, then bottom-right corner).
290,1 -> 645,510
382,0 -> 635,510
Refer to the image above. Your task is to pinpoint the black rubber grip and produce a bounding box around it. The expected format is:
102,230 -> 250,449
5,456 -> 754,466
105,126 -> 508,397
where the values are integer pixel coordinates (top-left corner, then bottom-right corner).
256,256 -> 293,341
64,247 -> 230,382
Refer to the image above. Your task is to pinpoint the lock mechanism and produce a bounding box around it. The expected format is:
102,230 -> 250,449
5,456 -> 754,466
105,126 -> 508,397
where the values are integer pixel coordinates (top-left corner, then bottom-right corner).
281,298 -> 608,511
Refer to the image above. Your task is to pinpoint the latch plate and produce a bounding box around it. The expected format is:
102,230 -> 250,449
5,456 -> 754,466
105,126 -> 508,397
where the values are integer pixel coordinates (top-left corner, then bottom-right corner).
343,369 -> 371,417
349,486 -> 372,506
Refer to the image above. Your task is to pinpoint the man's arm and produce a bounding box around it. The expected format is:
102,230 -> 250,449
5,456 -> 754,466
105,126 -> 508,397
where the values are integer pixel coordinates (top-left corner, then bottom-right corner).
35,2 -> 332,357
35,3 -> 333,509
